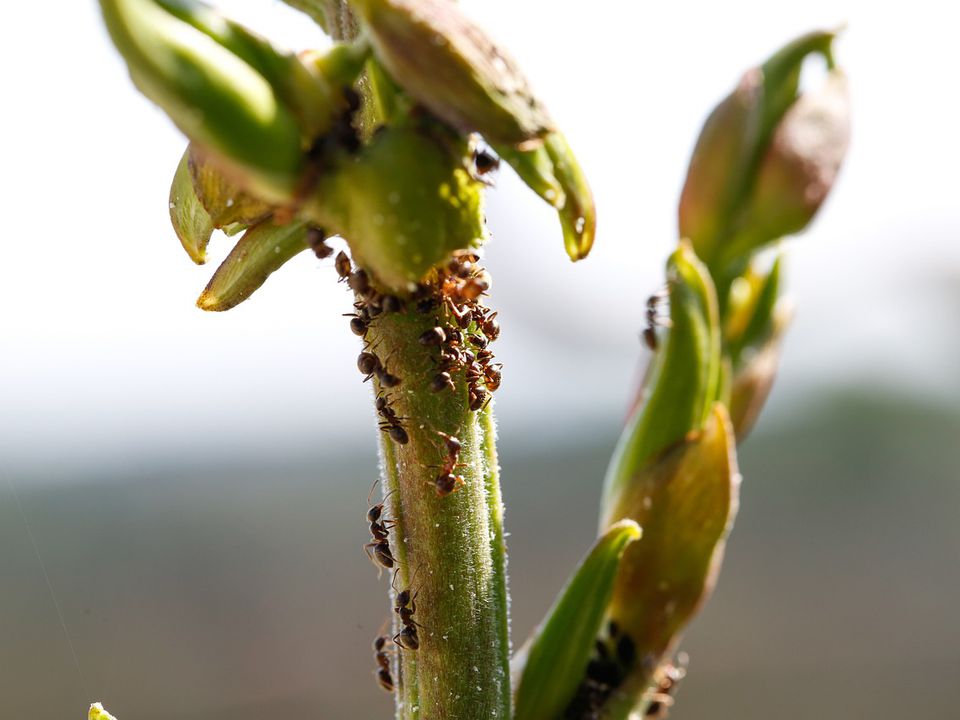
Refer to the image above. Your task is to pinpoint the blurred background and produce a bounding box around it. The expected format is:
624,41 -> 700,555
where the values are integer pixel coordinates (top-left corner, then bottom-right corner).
2,1 -> 958,718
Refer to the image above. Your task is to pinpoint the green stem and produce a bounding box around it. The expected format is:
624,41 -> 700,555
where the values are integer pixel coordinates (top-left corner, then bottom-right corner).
369,308 -> 511,719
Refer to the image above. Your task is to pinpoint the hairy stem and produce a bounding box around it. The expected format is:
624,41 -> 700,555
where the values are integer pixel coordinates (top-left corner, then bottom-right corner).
368,305 -> 511,719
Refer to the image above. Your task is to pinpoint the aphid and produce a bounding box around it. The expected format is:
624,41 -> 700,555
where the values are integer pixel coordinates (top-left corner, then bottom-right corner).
430,372 -> 455,393
469,388 -> 490,412
483,363 -> 503,392
419,326 -> 446,347
381,295 -> 403,314
335,251 -> 352,281
469,332 -> 489,350
480,312 -> 500,341
306,226 -> 333,259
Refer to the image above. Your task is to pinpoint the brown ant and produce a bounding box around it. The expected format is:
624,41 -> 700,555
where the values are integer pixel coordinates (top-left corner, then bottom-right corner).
372,634 -> 395,692
335,251 -> 352,281
429,431 -> 464,496
306,226 -> 333,259
473,146 -> 500,179
392,567 -> 424,651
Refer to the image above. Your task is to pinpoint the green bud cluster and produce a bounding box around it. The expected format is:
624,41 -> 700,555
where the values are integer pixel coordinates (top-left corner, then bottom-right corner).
100,0 -> 596,306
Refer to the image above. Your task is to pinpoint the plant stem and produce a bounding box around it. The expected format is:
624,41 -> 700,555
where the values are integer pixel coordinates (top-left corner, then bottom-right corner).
368,306 -> 511,719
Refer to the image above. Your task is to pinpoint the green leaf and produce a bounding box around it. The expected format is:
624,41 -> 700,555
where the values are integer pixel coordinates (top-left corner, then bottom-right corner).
169,148 -> 214,264
600,243 -> 721,526
514,520 -> 642,720
99,0 -> 304,202
497,131 -> 596,261
197,220 -> 310,311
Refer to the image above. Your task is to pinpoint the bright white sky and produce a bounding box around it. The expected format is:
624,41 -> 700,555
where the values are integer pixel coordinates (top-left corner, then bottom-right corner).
1,1 -> 958,476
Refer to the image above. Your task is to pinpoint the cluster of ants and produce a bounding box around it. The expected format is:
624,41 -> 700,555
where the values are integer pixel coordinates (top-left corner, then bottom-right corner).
564,622 -> 686,719
309,143 -> 504,695
361,429 -> 464,691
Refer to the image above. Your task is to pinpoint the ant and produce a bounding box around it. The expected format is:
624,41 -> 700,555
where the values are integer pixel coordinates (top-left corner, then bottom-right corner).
364,479 -> 397,573
335,251 -> 352,281
306,226 -> 333,259
392,567 -> 424,651
372,634 -> 395,692
643,288 -> 671,350
430,431 -> 464,496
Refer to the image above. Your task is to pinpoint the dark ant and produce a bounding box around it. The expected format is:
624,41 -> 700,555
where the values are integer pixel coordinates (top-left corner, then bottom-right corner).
373,634 -> 395,692
383,424 -> 409,445
364,478 -> 397,573
392,568 -> 424,651
643,289 -> 671,350
335,251 -> 352,281
358,351 -> 381,378
473,146 -> 500,178
306,226 -> 333,259
346,312 -> 368,337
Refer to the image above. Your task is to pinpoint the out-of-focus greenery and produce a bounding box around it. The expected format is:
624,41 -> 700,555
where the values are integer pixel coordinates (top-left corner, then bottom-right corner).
2,389 -> 958,720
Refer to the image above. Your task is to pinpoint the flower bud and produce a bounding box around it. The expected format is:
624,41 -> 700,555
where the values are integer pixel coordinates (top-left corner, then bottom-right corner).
498,132 -> 597,261
350,0 -> 553,147
197,220 -> 310,311
601,243 -> 721,523
305,126 -> 487,292
600,404 -> 740,718
100,0 -> 319,202
678,30 -> 848,275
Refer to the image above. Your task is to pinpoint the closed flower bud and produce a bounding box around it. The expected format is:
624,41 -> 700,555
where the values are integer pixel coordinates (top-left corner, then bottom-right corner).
350,0 -> 553,147
498,132 -> 597,261
600,404 -> 740,718
305,126 -> 487,292
197,220 -> 310,311
100,0 -> 304,201
679,30 -> 848,277
728,298 -> 793,439
602,243 -> 722,522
